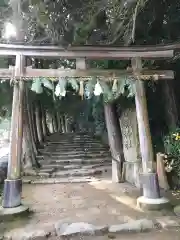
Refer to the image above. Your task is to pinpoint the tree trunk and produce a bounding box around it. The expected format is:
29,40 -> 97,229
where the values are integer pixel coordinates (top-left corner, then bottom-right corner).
162,80 -> 178,130
32,102 -> 40,147
23,109 -> 38,169
104,103 -> 125,182
61,115 -> 66,133
29,102 -> 39,155
44,110 -> 50,136
51,115 -> 55,133
52,111 -> 58,133
25,91 -> 39,156
24,86 -> 39,168
64,115 -> 69,133
57,111 -> 62,132
46,112 -> 53,133
41,105 -> 47,138
35,100 -> 44,144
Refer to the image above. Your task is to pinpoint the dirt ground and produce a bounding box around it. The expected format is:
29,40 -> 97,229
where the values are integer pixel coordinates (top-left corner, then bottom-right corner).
0,180 -> 179,236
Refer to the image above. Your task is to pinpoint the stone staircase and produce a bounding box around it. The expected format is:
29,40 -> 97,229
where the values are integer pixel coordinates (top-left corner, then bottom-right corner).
24,133 -> 112,183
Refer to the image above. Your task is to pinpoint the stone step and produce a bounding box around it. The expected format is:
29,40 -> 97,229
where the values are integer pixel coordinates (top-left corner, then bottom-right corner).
37,167 -> 111,178
42,143 -> 109,149
42,151 -> 110,157
40,158 -> 111,166
32,134 -> 112,180
42,149 -> 109,154
48,138 -> 96,142
39,167 -> 55,173
48,135 -> 96,138
47,139 -> 104,143
23,175 -> 110,184
42,154 -> 110,160
51,166 -> 111,178
47,141 -> 104,145
43,149 -> 109,153
44,145 -> 107,150
40,162 -> 111,171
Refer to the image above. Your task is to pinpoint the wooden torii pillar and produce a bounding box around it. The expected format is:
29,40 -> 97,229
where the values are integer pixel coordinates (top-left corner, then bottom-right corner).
132,58 -> 170,210
1,55 -> 28,214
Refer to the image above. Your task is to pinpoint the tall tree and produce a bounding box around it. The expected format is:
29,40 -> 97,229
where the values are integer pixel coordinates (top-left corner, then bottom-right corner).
104,102 -> 125,182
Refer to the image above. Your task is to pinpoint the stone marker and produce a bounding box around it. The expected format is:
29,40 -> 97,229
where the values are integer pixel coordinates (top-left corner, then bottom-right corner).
119,107 -> 142,188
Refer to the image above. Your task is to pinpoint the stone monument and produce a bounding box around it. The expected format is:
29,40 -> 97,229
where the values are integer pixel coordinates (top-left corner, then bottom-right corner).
119,106 -> 142,188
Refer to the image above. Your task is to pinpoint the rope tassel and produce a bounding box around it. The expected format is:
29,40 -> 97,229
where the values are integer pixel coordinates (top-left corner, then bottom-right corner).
112,78 -> 118,92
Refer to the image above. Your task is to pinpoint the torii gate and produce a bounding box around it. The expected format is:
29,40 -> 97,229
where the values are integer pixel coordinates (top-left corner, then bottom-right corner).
0,43 -> 175,215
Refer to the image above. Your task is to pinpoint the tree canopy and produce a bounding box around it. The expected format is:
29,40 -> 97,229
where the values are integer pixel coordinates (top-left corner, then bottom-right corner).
0,0 -> 179,46
0,0 -> 179,135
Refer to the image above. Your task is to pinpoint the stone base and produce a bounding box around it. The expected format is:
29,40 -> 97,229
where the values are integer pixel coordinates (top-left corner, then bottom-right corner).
0,205 -> 29,220
2,179 -> 22,208
137,196 -> 171,211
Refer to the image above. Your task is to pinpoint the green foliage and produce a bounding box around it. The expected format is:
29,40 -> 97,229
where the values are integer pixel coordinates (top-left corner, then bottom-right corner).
164,128 -> 180,182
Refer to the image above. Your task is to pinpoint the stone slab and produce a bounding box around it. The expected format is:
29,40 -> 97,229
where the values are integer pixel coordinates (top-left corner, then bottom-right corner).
55,222 -> 108,237
108,219 -> 154,235
3,217 -> 180,239
155,216 -> 180,229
